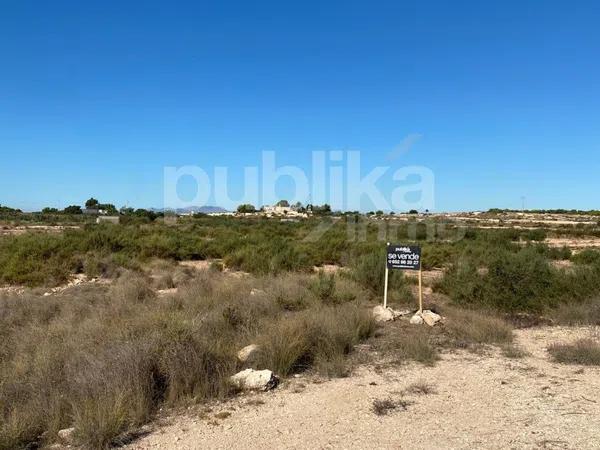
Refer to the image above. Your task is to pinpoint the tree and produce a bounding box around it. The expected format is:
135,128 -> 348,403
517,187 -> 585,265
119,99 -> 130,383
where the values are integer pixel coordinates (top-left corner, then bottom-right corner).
375,210 -> 384,216
0,205 -> 22,214
85,198 -> 99,209
42,207 -> 59,214
312,204 -> 331,215
409,209 -> 419,214
63,205 -> 82,215
276,200 -> 289,207
237,204 -> 256,213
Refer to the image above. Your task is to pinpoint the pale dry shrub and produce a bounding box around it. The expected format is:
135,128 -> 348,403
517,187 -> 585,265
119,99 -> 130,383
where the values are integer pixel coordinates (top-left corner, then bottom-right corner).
0,271 -> 375,449
548,339 -> 600,366
445,308 -> 513,346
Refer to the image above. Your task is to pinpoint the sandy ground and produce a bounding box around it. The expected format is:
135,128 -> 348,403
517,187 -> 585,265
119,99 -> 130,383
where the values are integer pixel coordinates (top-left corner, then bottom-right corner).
126,326 -> 600,450
545,238 -> 600,249
0,225 -> 80,236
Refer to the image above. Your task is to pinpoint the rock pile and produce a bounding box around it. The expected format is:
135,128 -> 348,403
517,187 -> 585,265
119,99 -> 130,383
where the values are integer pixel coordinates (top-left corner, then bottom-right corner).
410,310 -> 442,327
372,305 -> 411,322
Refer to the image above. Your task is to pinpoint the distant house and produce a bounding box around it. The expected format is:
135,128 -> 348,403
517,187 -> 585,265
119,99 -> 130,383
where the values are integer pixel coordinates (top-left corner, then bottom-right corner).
208,212 -> 235,217
263,205 -> 292,216
262,203 -> 309,218
83,208 -> 109,216
96,216 -> 120,224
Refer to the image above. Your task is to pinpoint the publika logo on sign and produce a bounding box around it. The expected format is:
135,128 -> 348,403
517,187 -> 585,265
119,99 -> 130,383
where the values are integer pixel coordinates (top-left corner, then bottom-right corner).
386,244 -> 421,270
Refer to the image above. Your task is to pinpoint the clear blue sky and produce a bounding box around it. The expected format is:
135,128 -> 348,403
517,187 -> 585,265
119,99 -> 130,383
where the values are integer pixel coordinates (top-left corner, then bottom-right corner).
1,1 -> 599,212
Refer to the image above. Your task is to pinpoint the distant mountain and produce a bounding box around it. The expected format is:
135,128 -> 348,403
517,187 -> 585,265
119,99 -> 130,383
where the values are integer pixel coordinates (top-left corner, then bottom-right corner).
153,206 -> 229,214
191,206 -> 229,214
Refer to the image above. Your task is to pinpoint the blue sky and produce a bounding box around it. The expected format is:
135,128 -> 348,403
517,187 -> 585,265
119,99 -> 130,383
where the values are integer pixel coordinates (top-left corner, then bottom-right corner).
1,1 -> 599,211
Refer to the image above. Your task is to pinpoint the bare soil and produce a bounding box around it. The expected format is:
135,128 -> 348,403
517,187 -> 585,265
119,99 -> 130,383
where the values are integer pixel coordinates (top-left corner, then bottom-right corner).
0,225 -> 80,236
545,238 -> 600,249
126,326 -> 600,450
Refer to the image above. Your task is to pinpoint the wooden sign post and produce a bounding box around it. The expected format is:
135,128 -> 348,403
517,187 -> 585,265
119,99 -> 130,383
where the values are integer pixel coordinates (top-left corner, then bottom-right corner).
385,243 -> 423,312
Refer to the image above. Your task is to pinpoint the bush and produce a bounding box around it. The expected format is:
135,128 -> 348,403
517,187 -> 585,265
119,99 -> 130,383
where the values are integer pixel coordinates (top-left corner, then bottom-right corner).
109,272 -> 155,304
350,250 -> 409,297
257,304 -> 375,377
439,247 -> 581,313
548,339 -> 600,365
445,308 -> 513,346
0,272 -> 375,449
572,249 -> 600,265
550,297 -> 600,326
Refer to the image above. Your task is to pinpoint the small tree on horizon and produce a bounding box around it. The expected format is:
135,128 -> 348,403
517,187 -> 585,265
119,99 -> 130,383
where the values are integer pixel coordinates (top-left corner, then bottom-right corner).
237,204 -> 256,213
63,205 -> 82,215
85,198 -> 99,209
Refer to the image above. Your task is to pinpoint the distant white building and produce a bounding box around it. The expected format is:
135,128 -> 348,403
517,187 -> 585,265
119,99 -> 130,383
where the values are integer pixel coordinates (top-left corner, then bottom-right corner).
262,204 -> 309,218
83,208 -> 109,216
208,212 -> 235,217
96,216 -> 120,224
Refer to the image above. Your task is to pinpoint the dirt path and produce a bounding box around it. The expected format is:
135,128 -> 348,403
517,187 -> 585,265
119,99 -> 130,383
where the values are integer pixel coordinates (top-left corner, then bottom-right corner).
127,327 -> 600,450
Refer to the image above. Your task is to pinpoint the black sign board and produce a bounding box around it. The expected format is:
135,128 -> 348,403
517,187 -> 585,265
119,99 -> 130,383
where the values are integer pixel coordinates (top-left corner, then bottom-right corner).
386,244 -> 421,270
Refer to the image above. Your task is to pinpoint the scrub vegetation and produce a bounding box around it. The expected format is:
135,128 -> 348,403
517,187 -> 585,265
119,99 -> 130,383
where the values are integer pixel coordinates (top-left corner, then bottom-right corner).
0,271 -> 374,449
1,214 -> 600,448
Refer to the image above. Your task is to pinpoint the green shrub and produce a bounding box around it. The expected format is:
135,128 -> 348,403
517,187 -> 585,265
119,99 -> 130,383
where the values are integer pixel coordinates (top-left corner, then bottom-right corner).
350,250 -> 408,297
441,248 -> 561,313
572,249 -> 600,265
310,271 -> 336,303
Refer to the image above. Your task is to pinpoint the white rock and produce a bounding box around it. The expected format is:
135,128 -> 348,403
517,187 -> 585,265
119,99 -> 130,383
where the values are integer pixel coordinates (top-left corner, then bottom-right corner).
57,427 -> 75,444
250,288 -> 266,296
373,305 -> 394,322
237,344 -> 260,363
230,369 -> 279,391
372,305 -> 394,322
421,310 -> 442,327
390,308 -> 412,318
410,313 -> 424,325
373,306 -> 412,322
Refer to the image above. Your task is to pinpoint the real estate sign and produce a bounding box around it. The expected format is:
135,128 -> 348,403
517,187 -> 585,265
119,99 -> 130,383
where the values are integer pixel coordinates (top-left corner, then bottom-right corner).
386,244 -> 421,271
383,243 -> 423,312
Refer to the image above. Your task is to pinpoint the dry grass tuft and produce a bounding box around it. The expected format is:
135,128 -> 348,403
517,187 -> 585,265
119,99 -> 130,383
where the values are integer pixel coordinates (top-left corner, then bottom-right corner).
445,308 -> 513,347
404,381 -> 437,395
548,339 -> 600,366
501,344 -> 529,359
375,323 -> 440,367
371,398 -> 413,416
550,298 -> 600,326
0,270 -> 375,449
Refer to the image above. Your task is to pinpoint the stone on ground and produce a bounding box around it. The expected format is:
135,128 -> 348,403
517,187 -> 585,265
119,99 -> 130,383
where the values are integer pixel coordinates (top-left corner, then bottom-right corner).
57,427 -> 75,444
373,305 -> 413,322
410,313 -> 424,325
230,369 -> 279,391
421,310 -> 442,327
237,344 -> 260,363
372,305 -> 395,322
